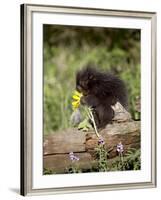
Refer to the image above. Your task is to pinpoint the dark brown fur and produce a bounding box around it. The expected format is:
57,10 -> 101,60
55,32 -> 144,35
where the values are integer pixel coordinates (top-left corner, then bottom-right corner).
76,66 -> 128,128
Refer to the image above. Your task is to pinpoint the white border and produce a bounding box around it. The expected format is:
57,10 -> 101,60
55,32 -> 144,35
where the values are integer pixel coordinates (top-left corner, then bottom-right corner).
32,12 -> 152,189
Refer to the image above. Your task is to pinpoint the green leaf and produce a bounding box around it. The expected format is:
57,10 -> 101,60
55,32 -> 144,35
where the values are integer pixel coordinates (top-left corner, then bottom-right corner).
78,118 -> 92,131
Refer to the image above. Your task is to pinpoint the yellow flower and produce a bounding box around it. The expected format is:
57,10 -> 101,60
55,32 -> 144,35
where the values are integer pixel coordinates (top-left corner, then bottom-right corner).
72,90 -> 83,110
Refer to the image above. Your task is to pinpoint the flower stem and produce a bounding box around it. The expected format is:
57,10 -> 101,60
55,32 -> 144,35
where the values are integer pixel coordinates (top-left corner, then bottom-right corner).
85,107 -> 100,138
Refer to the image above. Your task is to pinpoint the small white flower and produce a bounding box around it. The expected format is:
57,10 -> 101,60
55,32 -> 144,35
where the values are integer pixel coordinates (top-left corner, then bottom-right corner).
116,142 -> 124,153
69,152 -> 79,162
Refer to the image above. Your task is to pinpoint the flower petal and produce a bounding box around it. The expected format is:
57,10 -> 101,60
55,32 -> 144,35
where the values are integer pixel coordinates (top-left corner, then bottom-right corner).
72,101 -> 79,106
72,95 -> 80,100
74,90 -> 82,97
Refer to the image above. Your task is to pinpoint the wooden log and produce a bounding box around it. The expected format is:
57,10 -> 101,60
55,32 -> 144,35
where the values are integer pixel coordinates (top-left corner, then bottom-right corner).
44,153 -> 97,173
43,128 -> 86,155
43,121 -> 140,173
85,121 -> 140,158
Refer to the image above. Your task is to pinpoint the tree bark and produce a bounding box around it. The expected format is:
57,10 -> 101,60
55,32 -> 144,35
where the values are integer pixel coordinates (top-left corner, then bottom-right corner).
43,121 -> 140,173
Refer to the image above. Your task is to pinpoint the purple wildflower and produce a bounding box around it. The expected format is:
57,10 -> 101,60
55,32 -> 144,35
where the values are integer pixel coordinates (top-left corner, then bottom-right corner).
69,152 -> 80,162
116,142 -> 124,153
98,137 -> 105,145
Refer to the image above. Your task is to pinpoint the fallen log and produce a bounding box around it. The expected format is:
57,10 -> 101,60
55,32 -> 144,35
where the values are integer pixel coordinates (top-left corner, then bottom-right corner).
43,121 -> 140,173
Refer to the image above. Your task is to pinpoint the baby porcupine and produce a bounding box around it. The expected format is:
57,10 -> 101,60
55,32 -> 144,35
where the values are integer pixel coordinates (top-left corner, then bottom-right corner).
76,66 -> 128,129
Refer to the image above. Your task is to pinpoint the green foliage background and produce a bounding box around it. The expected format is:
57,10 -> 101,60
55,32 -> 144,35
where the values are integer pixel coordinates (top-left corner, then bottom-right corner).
43,25 -> 141,135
